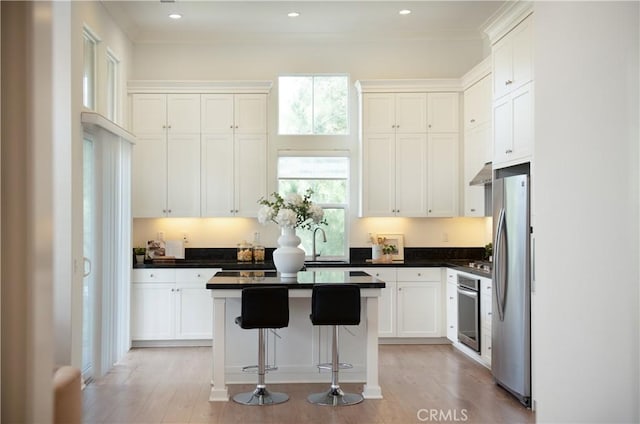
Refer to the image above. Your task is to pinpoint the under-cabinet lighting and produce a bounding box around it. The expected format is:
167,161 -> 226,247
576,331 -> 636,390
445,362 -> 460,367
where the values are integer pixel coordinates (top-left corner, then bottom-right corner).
168,13 -> 182,20
288,12 -> 300,17
399,9 -> 412,15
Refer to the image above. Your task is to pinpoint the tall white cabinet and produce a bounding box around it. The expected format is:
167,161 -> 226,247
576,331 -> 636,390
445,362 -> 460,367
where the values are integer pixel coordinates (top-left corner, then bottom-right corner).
201,94 -> 267,217
131,94 -> 201,217
356,81 -> 461,218
128,81 -> 272,218
462,58 -> 492,217
487,11 -> 534,169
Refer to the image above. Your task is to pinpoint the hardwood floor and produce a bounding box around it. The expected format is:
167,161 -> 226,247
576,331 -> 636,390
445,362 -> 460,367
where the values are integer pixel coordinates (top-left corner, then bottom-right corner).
82,344 -> 534,423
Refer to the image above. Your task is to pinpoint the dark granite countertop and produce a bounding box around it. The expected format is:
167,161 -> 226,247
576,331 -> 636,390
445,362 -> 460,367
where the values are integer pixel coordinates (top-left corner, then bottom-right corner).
133,247 -> 492,278
206,270 -> 385,289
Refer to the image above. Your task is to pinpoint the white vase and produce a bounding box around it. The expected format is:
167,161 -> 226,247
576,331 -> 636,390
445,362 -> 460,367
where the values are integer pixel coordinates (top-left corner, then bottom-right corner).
272,226 -> 305,278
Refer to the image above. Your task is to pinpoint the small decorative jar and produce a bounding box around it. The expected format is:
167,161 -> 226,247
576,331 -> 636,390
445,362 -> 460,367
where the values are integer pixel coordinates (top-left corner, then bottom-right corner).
237,240 -> 253,262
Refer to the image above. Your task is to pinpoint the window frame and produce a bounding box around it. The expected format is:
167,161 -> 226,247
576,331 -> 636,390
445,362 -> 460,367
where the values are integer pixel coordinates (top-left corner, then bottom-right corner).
105,48 -> 120,123
277,74 -> 351,136
82,25 -> 101,111
277,150 -> 350,261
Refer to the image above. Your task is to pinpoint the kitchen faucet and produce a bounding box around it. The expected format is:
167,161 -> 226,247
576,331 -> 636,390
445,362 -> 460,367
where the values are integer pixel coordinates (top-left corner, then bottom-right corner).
311,227 -> 327,261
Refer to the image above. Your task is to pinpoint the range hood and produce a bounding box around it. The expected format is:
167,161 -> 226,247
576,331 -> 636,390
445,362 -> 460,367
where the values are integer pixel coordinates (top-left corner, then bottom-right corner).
469,162 -> 493,186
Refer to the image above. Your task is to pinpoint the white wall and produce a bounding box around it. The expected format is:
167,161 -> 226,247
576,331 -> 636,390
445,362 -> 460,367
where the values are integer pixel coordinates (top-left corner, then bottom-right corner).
533,2 -> 639,422
131,36 -> 492,250
52,1 -> 133,369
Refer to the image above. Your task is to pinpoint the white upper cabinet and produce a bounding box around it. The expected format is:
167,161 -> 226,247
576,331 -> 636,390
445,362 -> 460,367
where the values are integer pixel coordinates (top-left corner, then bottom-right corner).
200,93 -> 267,217
492,14 -> 533,100
357,81 -> 460,218
131,93 -> 201,218
488,10 -> 534,169
363,93 -> 427,134
464,74 -> 492,132
201,94 -> 267,135
427,93 -> 459,133
427,133 -> 459,217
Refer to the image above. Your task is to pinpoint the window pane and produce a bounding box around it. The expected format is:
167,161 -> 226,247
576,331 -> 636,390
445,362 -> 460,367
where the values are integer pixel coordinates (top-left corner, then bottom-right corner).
278,179 -> 347,204
313,76 -> 348,134
278,156 -> 348,179
279,76 -> 312,134
83,36 -> 95,109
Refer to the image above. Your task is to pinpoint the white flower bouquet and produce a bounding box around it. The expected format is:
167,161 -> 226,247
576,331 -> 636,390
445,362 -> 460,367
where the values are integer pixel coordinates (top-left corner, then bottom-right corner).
258,188 -> 326,230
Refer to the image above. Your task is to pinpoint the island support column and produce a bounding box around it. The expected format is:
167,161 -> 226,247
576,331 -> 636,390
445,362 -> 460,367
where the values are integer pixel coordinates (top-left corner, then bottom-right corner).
362,295 -> 383,399
209,294 -> 229,401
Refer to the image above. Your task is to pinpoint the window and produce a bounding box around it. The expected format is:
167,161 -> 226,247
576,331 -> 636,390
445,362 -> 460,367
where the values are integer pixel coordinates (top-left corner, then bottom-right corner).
278,75 -> 349,135
277,154 -> 349,259
106,50 -> 120,122
82,26 -> 100,110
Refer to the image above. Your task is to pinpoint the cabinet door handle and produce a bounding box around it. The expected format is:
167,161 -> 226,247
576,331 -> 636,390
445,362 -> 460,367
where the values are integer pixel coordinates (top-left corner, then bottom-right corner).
505,79 -> 513,85
449,296 -> 454,300
470,208 -> 476,212
149,274 -> 154,278
470,119 -> 476,123
505,149 -> 513,154
488,312 -> 492,315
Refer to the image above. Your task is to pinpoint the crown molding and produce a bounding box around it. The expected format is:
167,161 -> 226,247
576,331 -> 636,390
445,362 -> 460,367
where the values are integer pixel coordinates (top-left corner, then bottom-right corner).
460,56 -> 492,90
127,80 -> 273,94
355,79 -> 463,94
483,1 -> 533,45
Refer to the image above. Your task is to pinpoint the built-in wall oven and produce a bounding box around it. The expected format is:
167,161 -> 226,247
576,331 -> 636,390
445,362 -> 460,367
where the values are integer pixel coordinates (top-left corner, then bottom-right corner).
457,274 -> 480,352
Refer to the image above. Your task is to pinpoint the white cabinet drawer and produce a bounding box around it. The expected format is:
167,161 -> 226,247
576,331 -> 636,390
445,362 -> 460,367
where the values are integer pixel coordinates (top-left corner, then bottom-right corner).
446,268 -> 457,284
131,268 -> 175,283
397,267 -> 440,282
175,268 -> 220,283
361,268 -> 396,283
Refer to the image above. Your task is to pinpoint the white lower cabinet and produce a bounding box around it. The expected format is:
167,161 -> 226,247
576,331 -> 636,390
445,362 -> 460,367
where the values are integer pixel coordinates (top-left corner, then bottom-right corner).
445,271 -> 458,343
365,267 -> 443,339
131,268 -> 218,342
480,278 -> 493,366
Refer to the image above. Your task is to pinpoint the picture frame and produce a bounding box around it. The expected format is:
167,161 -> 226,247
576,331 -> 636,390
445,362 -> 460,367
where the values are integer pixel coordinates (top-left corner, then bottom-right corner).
376,233 -> 404,261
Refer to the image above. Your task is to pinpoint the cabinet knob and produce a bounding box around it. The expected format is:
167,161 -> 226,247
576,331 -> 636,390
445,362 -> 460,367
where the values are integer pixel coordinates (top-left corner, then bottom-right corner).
375,273 -> 380,277
470,119 -> 476,123
470,208 -> 476,212
167,125 -> 172,129
417,273 -> 421,276
428,209 -> 432,213
167,209 -> 172,213
488,312 -> 492,315
488,346 -> 492,350
505,79 -> 513,85
197,274 -> 201,278
449,296 -> 454,300
149,274 -> 154,278
230,125 -> 234,129
486,286 -> 491,290
505,149 -> 513,154
398,287 -> 402,291
162,125 -> 166,129
450,325 -> 454,328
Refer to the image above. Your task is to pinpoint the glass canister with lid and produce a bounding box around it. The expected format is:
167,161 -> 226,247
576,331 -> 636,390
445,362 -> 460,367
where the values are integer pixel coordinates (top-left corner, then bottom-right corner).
237,240 -> 253,262
252,232 -> 265,262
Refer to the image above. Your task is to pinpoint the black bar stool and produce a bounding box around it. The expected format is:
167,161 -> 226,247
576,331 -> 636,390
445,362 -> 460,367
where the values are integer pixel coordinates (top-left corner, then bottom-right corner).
233,286 -> 290,406
308,284 -> 364,406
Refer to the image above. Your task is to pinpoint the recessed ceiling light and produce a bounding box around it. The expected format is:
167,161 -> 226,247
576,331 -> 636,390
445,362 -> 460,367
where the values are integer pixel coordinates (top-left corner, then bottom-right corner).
288,12 -> 300,18
399,9 -> 412,15
168,13 -> 182,20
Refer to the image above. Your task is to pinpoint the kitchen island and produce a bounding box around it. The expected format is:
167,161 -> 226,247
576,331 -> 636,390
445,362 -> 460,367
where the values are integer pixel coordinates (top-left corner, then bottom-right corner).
206,270 -> 385,402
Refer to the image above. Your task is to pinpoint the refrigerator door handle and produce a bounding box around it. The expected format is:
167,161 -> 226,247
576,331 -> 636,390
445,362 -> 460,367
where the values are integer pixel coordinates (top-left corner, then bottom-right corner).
495,207 -> 506,321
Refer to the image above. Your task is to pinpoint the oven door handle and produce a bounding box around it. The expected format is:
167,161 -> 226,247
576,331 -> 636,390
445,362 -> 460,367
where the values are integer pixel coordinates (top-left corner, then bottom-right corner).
457,287 -> 478,299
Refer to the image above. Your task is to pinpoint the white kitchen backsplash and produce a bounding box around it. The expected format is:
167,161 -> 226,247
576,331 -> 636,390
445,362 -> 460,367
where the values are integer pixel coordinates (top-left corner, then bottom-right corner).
132,216 -> 491,249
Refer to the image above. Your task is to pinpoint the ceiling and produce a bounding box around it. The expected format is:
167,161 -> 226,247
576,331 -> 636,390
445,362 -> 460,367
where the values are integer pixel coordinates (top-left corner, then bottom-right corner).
100,1 -> 506,44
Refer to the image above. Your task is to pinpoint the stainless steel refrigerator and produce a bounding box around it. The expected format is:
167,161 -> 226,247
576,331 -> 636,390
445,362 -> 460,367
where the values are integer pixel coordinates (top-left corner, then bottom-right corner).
492,166 -> 531,407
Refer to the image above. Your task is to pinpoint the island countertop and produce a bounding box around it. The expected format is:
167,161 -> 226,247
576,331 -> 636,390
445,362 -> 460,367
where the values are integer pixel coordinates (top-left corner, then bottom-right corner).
206,270 -> 386,289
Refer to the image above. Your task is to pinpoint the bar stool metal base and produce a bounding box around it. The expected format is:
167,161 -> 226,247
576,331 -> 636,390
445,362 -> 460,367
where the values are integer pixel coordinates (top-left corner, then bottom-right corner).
307,386 -> 363,406
233,386 -> 289,406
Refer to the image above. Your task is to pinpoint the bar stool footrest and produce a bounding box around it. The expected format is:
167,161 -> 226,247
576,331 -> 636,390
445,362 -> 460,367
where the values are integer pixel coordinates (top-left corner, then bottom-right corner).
316,362 -> 353,371
241,365 -> 278,373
